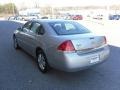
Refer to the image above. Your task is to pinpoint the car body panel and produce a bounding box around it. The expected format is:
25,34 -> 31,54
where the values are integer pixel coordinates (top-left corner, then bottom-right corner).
14,19 -> 110,72
46,45 -> 109,72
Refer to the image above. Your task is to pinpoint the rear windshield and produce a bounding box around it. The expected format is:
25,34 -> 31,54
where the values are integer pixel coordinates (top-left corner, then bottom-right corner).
49,21 -> 90,35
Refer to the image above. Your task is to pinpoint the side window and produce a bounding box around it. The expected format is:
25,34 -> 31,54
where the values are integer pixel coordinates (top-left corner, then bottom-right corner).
65,23 -> 76,31
30,22 -> 45,35
30,23 -> 40,33
38,25 -> 45,35
23,22 -> 32,29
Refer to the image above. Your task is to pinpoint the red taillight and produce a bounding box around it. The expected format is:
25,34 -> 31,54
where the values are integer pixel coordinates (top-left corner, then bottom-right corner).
104,36 -> 107,44
57,40 -> 75,51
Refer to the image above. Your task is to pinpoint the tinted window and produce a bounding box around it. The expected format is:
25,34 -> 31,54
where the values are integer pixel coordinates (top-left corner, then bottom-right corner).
30,22 -> 45,35
23,22 -> 32,29
49,21 -> 90,35
30,23 -> 40,33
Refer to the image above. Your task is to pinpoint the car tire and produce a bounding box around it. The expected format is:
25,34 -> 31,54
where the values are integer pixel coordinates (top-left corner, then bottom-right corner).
37,50 -> 50,73
13,36 -> 20,49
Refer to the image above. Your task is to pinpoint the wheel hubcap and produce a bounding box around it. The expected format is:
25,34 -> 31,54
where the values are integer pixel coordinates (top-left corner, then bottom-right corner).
38,54 -> 46,70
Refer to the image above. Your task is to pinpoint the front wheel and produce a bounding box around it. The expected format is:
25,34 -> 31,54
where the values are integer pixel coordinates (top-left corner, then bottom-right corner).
37,50 -> 50,73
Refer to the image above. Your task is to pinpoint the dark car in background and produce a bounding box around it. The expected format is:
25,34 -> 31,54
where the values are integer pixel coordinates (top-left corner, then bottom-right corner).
109,14 -> 120,20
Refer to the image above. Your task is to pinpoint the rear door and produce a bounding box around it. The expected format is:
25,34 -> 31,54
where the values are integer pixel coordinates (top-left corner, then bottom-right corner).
20,21 -> 32,51
26,22 -> 45,55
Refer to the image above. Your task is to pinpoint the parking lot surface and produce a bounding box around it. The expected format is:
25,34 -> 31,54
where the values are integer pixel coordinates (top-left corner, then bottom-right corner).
0,21 -> 120,90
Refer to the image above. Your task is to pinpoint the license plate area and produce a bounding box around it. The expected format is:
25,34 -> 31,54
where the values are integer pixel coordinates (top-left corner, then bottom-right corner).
89,54 -> 100,64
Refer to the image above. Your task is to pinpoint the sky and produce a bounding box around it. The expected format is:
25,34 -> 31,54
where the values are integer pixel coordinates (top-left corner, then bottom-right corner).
0,0 -> 120,8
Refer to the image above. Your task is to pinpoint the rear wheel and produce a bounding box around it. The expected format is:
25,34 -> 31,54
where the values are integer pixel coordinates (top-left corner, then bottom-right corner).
13,36 -> 20,49
37,50 -> 50,73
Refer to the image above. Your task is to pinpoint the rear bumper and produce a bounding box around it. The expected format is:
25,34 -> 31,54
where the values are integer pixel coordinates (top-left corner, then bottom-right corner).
50,45 -> 110,72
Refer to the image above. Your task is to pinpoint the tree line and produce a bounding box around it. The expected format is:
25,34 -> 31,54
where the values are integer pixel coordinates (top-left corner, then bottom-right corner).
0,3 -> 18,14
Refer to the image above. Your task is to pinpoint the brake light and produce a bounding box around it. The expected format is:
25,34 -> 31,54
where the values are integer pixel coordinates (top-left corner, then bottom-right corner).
58,40 -> 75,51
104,36 -> 107,44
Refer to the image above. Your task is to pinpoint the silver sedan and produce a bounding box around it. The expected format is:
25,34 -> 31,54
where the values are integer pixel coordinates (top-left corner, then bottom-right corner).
13,19 -> 110,73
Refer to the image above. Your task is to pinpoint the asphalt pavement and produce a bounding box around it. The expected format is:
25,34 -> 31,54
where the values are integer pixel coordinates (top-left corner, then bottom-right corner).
0,20 -> 120,90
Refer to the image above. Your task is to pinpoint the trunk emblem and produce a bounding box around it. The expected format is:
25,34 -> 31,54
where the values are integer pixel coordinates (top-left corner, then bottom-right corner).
76,44 -> 82,47
76,44 -> 82,49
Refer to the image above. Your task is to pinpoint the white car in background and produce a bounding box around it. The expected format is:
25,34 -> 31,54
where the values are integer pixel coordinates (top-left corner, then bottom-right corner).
23,15 -> 39,21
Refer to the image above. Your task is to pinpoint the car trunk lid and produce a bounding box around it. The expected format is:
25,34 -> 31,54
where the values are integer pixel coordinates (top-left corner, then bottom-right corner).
71,36 -> 106,52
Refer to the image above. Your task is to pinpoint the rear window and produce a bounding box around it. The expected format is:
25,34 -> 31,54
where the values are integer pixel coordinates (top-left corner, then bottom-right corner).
49,21 -> 90,35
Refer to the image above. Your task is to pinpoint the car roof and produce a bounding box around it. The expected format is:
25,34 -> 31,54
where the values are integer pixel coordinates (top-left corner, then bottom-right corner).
32,19 -> 74,23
